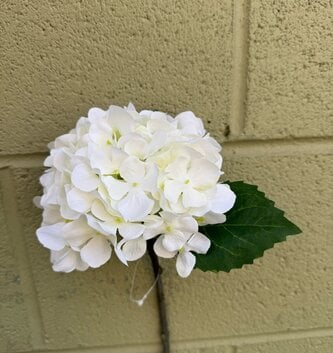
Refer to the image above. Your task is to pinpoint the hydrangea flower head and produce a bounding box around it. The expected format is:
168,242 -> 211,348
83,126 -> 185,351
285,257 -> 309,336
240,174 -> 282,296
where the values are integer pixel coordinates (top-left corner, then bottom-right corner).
35,104 -> 236,277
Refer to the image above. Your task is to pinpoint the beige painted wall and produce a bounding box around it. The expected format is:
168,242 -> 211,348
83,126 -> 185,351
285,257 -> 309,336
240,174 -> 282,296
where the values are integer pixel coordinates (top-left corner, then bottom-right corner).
0,1 -> 332,352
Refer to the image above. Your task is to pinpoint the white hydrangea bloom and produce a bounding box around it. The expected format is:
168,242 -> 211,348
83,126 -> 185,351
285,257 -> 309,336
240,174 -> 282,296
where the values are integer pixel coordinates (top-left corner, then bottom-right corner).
35,103 -> 236,277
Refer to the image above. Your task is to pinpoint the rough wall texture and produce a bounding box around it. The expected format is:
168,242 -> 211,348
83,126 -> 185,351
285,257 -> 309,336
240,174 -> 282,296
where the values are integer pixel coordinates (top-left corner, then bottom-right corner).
0,1 -> 332,353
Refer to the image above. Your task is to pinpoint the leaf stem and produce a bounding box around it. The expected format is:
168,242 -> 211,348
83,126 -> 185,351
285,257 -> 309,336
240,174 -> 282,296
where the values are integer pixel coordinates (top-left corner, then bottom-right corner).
147,239 -> 170,353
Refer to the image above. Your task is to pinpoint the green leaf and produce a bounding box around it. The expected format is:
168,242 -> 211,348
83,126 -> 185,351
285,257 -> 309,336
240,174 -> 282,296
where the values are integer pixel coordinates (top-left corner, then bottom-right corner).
195,181 -> 301,272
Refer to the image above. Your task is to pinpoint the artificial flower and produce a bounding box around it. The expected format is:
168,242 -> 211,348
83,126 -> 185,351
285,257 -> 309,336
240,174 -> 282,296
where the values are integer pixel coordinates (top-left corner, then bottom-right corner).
35,103 -> 236,276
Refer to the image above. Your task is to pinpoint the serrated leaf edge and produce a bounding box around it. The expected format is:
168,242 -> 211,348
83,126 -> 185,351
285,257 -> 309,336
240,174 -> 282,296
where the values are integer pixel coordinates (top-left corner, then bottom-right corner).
195,181 -> 302,273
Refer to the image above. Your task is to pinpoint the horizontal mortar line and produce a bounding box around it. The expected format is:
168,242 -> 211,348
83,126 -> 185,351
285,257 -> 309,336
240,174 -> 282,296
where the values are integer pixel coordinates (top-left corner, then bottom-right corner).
172,326 -> 333,349
0,152 -> 46,168
16,341 -> 160,353
224,136 -> 333,157
17,327 -> 333,353
0,136 -> 332,168
0,168 -> 46,348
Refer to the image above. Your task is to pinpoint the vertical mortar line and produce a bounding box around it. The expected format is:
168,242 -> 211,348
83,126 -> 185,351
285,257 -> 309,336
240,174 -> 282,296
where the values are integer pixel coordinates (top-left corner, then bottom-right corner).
229,0 -> 250,137
0,168 -> 46,348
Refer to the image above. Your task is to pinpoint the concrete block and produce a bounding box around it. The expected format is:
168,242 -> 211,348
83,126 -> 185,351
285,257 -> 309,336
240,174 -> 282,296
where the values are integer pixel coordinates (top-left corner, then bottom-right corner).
0,170 -> 32,352
162,153 -> 333,340
0,0 -> 233,155
243,0 -> 333,139
237,336 -> 333,353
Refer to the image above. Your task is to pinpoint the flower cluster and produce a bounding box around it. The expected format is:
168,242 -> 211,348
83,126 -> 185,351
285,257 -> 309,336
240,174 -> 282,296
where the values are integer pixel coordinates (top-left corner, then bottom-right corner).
35,104 -> 236,277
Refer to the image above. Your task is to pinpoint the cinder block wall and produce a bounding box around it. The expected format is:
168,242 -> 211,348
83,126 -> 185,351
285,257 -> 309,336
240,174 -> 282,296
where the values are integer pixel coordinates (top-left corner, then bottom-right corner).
0,1 -> 332,352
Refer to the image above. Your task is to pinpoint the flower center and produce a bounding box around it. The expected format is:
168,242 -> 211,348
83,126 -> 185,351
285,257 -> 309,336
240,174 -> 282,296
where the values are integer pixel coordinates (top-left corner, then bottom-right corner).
114,217 -> 123,224
112,129 -> 121,141
196,216 -> 205,223
112,171 -> 123,180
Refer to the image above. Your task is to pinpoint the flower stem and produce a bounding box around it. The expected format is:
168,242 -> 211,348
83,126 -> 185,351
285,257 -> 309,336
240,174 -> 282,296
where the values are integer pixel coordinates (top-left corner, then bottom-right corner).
147,239 -> 170,353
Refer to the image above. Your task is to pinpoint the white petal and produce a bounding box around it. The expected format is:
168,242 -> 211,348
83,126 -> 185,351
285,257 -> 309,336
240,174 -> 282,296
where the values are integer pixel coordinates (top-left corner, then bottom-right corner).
80,235 -> 111,268
109,147 -> 129,170
198,212 -> 226,225
107,105 -> 135,135
188,204 -> 210,218
191,138 -> 222,167
187,232 -> 211,254
66,187 -> 95,213
44,155 -> 53,167
60,199 -> 81,220
52,248 -> 89,272
165,156 -> 189,180
153,236 -> 177,258
182,188 -> 207,208
51,248 -> 82,273
143,215 -> 164,240
147,119 -> 174,136
88,107 -> 106,122
176,215 -> 198,233
159,211 -> 176,223
40,184 -> 58,206
118,222 -> 145,240
151,111 -> 173,122
119,156 -> 145,182
114,242 -> 128,266
148,131 -> 168,155
164,180 -> 184,204
117,190 -> 154,222
88,115 -> 111,142
139,109 -> 153,117
176,111 -> 205,136
42,205 -> 63,225
75,258 -> 90,271
63,218 -> 94,248
36,223 -> 66,251
71,163 -> 99,192
210,184 -> 236,214
118,134 -> 148,159
40,169 -> 55,187
85,214 -> 112,236
163,233 -> 186,252
33,196 -> 42,208
126,102 -> 136,111
53,150 -> 71,172
56,132 -> 77,147
176,251 -> 196,278
160,196 -> 187,214
101,176 -> 129,200
98,221 -> 118,236
140,163 -> 158,193
122,237 -> 147,261
91,199 -> 111,221
88,144 -> 114,174
188,159 -> 221,189
88,145 -> 128,174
